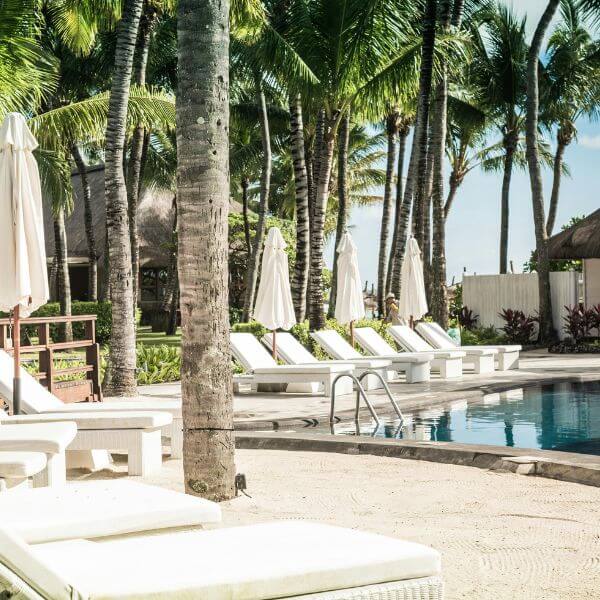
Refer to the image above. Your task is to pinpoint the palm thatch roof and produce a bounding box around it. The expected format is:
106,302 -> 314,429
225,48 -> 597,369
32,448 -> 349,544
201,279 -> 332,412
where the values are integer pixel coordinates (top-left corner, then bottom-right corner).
547,209 -> 600,260
43,164 -> 242,267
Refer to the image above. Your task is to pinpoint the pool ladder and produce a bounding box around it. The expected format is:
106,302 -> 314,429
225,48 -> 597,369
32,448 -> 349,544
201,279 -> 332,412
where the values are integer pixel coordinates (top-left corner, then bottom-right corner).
329,370 -> 404,425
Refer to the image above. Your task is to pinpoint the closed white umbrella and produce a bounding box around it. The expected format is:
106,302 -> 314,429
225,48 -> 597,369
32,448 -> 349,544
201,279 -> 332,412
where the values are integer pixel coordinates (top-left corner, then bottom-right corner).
253,227 -> 296,357
334,232 -> 365,346
399,236 -> 428,326
0,113 -> 48,414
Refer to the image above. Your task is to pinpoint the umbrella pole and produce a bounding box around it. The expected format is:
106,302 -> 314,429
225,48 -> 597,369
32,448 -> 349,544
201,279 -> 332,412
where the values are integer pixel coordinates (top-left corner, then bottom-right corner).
409,316 -> 414,330
272,329 -> 277,359
13,305 -> 21,415
350,320 -> 355,348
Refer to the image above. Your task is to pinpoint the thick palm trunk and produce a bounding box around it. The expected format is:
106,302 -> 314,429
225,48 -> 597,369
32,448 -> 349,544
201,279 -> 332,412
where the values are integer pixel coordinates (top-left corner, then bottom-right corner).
53,209 -> 72,342
104,0 -> 144,395
241,176 -> 251,255
546,123 -> 573,236
377,112 -> 399,316
386,124 -> 408,295
328,112 -> 350,319
526,0 -> 560,342
499,127 -> 517,274
392,136 -> 418,296
127,5 -> 157,310
308,115 -> 335,330
177,0 -> 235,500
412,0 -> 437,248
71,145 -> 98,301
290,94 -> 310,322
242,78 -> 271,321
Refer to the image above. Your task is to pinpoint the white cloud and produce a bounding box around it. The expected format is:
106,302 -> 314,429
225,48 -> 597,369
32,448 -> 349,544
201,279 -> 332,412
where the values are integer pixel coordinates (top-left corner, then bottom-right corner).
578,135 -> 600,150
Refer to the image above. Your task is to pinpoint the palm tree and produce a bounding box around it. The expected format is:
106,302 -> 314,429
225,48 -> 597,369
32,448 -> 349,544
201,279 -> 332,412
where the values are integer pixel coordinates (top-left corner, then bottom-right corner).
104,0 -> 144,395
542,0 -> 600,235
471,3 -> 528,274
177,0 -> 235,499
526,0 -> 561,342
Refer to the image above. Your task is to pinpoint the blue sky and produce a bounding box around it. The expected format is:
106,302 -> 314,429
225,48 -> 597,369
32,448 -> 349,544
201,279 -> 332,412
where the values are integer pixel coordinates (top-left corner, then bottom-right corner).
326,0 -> 599,286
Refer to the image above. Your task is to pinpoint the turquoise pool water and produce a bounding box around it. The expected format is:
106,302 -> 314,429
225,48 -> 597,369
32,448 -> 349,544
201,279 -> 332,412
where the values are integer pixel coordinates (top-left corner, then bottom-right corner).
329,381 -> 600,455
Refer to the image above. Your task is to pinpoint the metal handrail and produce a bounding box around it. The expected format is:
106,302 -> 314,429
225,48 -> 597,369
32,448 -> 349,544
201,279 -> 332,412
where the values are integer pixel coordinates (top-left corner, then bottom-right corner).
357,370 -> 404,423
329,373 -> 380,425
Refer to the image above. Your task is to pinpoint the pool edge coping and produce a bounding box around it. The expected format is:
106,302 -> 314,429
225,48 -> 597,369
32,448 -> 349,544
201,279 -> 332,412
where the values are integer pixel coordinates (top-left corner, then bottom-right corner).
235,431 -> 600,488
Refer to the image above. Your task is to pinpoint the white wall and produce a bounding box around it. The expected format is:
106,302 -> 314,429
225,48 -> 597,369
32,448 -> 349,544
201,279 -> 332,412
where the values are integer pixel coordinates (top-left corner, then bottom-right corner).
462,272 -> 579,340
584,259 -> 600,307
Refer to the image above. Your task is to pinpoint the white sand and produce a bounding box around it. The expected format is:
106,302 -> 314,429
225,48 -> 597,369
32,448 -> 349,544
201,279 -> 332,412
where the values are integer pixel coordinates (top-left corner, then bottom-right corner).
95,449 -> 600,599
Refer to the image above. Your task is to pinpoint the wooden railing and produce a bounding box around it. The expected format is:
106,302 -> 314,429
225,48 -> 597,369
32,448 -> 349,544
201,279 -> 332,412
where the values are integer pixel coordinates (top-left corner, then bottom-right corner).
0,315 -> 102,403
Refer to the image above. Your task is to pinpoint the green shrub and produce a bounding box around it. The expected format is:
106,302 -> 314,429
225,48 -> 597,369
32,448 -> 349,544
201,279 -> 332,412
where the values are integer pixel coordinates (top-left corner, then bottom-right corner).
461,325 -> 506,346
136,344 -> 181,385
231,321 -> 268,337
26,302 -> 112,345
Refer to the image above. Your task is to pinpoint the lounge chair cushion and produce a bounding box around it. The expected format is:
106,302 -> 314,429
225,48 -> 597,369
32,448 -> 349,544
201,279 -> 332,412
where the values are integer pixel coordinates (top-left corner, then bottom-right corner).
311,330 -> 363,360
0,480 -> 222,543
231,333 -> 278,371
389,326 -> 466,358
253,363 -> 352,375
28,522 -> 441,600
0,451 -> 46,478
354,327 -> 400,355
415,323 -> 496,355
1,411 -> 172,430
0,422 -> 77,454
425,322 -> 522,352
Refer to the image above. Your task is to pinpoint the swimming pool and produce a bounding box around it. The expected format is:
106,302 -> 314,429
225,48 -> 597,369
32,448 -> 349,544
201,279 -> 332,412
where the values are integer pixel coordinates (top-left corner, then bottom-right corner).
329,380 -> 600,455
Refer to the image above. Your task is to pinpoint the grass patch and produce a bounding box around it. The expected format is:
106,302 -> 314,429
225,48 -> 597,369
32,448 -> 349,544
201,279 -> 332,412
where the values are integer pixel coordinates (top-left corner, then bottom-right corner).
136,326 -> 181,347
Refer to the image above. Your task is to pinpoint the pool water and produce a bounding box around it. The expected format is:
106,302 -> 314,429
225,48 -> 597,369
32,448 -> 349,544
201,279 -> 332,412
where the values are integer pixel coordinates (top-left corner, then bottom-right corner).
328,381 -> 600,455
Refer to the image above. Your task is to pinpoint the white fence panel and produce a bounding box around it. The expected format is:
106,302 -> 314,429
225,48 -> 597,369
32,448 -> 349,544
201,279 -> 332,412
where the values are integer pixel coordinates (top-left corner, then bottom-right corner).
462,272 -> 579,340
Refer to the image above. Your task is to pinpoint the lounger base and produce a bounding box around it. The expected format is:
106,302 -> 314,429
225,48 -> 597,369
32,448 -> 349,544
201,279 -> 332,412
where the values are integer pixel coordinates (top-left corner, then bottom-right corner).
296,576 -> 444,599
32,452 -> 66,488
434,358 -> 462,379
465,354 -> 495,375
497,351 -> 519,371
404,362 -> 431,384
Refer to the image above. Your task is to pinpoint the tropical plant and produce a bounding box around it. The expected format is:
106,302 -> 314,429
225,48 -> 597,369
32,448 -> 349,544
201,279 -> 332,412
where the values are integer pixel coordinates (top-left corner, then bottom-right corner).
562,303 -> 593,341
499,308 -> 538,344
177,0 -> 236,500
456,306 -> 479,330
136,344 -> 181,384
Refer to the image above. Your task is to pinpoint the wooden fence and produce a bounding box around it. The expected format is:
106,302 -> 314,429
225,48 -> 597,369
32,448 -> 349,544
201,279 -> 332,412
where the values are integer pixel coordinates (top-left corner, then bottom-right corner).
0,315 -> 102,403
462,272 -> 580,340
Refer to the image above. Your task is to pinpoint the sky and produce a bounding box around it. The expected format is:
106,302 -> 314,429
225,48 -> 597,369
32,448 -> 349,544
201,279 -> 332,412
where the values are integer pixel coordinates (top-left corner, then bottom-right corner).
325,0 -> 600,288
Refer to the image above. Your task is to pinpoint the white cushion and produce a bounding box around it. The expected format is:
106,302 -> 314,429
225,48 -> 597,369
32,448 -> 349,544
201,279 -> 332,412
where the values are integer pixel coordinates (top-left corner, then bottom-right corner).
1,411 -> 172,430
262,332 -> 318,364
389,326 -> 433,352
0,451 -> 46,478
426,322 -> 521,352
254,363 -> 352,375
354,327 -> 399,356
30,522 -> 441,599
416,323 -> 496,355
39,399 -> 182,418
311,330 -> 363,360
230,333 -> 277,371
0,422 -> 77,453
0,480 -> 221,543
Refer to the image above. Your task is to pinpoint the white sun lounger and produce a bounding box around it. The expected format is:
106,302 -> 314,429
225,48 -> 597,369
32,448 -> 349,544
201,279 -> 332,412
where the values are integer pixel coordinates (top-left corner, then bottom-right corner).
0,349 -> 184,459
355,326 -> 465,379
0,520 -> 443,600
1,411 -> 171,477
231,333 -> 353,397
261,331 -> 392,390
0,421 -> 76,488
0,480 -> 221,544
311,329 -> 433,384
417,322 -> 521,371
0,452 -> 48,491
389,325 -> 496,375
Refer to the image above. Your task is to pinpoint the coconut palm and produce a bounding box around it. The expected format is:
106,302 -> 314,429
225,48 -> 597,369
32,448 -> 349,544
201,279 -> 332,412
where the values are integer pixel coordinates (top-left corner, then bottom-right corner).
177,0 -> 236,500
104,0 -> 145,395
526,0 -> 561,342
542,0 -> 600,235
471,3 -> 528,274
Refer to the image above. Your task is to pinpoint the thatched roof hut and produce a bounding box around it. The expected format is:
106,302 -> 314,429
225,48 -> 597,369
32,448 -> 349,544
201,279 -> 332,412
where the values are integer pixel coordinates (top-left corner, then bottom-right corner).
547,209 -> 600,259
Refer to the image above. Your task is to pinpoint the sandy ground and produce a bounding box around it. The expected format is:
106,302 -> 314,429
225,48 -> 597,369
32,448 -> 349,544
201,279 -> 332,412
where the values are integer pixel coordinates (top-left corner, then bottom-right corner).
90,449 -> 600,600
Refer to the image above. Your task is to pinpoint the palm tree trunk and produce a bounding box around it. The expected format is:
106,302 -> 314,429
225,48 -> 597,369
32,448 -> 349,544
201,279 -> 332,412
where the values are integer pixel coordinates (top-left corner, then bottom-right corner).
242,77 -> 272,321
413,0 -> 437,248
290,94 -> 310,322
104,0 -> 144,395
392,136 -> 418,296
161,195 -> 178,335
241,176 -> 251,255
499,126 -> 518,274
377,111 -> 399,316
546,124 -> 572,236
177,0 -> 235,500
386,124 -> 408,296
526,0 -> 560,343
422,142 -> 433,302
328,111 -> 350,319
308,114 -> 335,330
71,145 -> 98,301
444,171 -> 459,218
53,209 -> 72,342
127,4 -> 157,312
